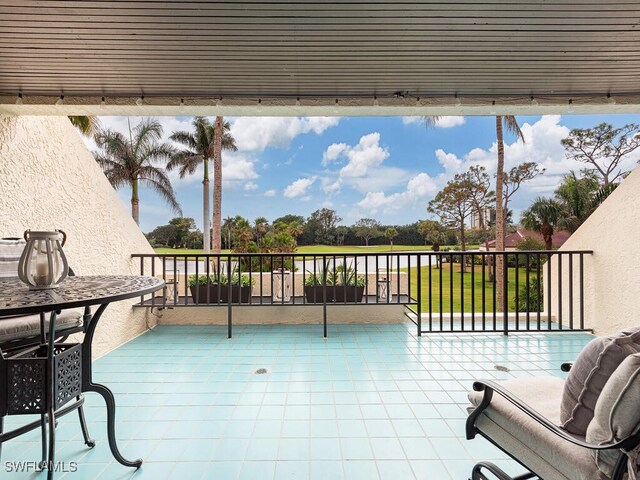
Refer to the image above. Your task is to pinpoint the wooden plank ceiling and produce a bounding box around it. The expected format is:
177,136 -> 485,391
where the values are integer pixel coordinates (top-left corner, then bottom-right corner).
0,1 -> 639,103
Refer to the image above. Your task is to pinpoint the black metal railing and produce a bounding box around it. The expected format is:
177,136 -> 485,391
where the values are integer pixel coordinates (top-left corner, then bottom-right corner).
131,250 -> 592,337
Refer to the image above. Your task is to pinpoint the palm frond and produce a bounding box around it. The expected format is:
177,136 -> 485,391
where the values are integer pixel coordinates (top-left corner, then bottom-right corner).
169,130 -> 197,150
138,166 -> 182,215
422,116 -> 441,129
504,115 -> 525,143
69,116 -> 101,136
167,152 -> 202,178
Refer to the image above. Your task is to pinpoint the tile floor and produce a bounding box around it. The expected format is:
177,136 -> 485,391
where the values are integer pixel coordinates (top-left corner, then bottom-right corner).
2,324 -> 593,480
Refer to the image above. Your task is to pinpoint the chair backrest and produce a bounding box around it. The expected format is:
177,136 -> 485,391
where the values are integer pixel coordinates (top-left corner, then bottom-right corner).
0,238 -> 25,281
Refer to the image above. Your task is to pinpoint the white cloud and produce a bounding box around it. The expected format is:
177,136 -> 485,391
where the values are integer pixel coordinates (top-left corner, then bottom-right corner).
357,173 -> 438,214
320,132 -> 412,195
230,116 -> 340,152
244,181 -> 258,191
428,115 -> 634,216
435,116 -> 466,128
402,116 -> 421,125
222,153 -> 259,183
322,142 -> 349,166
402,116 -> 465,128
283,177 -> 317,198
339,132 -> 389,178
264,189 -> 277,197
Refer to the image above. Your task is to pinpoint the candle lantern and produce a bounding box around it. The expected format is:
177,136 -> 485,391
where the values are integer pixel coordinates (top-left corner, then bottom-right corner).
18,230 -> 69,290
272,269 -> 292,302
377,277 -> 391,302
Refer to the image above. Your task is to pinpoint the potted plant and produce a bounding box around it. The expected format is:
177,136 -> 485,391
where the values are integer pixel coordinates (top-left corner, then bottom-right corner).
334,265 -> 366,303
304,270 -> 336,303
222,274 -> 256,303
303,264 -> 366,303
188,274 -> 226,304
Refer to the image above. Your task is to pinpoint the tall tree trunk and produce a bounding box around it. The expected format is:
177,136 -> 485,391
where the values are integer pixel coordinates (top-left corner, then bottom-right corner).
203,158 -> 211,253
212,116 -> 223,253
460,222 -> 466,273
131,178 -> 140,225
542,224 -> 553,250
495,115 -> 506,311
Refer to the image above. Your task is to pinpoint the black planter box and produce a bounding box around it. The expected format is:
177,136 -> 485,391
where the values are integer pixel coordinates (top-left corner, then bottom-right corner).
334,285 -> 365,303
304,285 -> 335,303
304,285 -> 364,303
190,285 -> 252,304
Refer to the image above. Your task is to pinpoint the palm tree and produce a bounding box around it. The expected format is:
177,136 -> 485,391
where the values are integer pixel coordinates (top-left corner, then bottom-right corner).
554,172 -> 599,233
494,116 -> 525,310
520,197 -> 564,250
212,116 -> 237,253
93,118 -> 181,225
424,115 -> 523,308
254,217 -> 269,245
69,116 -> 100,136
167,117 -> 216,253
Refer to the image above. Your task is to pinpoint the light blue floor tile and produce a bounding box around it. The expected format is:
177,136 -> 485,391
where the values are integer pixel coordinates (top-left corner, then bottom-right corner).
343,460 -> 380,480
274,461 -> 310,479
0,325 -> 593,480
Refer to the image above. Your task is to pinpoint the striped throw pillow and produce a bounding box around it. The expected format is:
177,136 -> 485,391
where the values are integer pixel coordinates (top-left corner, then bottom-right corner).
0,238 -> 26,281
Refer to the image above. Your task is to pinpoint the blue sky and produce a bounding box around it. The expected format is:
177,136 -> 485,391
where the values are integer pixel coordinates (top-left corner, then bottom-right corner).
86,114 -> 640,233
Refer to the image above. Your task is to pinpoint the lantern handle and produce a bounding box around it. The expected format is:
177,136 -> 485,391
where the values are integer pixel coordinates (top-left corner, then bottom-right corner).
23,229 -> 30,241
56,229 -> 67,247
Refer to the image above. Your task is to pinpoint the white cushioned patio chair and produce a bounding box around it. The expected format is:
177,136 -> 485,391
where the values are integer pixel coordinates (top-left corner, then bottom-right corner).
466,329 -> 640,480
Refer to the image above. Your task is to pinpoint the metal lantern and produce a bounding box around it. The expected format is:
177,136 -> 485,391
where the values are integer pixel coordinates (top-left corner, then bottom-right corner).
18,230 -> 69,290
377,277 -> 391,302
272,269 -> 292,302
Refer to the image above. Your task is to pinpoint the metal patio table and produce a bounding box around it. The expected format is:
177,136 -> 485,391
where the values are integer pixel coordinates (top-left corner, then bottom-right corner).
0,275 -> 164,479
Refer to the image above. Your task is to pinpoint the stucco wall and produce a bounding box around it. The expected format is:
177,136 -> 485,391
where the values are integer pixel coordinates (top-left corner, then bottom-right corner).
0,115 -> 155,358
156,304 -> 407,325
551,165 -> 640,335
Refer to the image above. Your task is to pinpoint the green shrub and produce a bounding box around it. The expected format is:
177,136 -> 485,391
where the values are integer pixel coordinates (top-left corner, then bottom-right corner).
187,274 -> 228,287
230,274 -> 256,287
516,276 -> 543,312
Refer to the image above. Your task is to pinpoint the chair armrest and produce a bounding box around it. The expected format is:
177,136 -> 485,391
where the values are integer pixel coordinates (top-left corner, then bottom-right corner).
466,379 -> 640,452
561,362 -> 573,372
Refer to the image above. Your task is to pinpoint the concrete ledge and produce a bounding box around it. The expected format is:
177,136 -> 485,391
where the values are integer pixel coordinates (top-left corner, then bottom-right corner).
156,304 -> 407,325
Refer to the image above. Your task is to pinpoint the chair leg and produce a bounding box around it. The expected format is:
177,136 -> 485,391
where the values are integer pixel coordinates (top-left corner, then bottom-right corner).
46,407 -> 55,480
77,396 -> 95,447
0,416 -> 3,461
470,462 -> 536,480
39,414 -> 47,470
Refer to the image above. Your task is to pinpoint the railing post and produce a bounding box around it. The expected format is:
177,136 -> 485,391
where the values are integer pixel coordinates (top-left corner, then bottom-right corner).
503,252 -> 509,336
417,254 -> 422,336
322,254 -> 327,338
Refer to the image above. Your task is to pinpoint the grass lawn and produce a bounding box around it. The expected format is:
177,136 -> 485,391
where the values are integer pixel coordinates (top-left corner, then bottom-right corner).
153,247 -> 231,255
408,262 -> 539,313
296,244 -> 436,254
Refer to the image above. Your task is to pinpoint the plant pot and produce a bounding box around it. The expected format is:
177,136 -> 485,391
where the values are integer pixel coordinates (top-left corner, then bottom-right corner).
221,285 -> 252,303
334,285 -> 365,303
304,285 -> 336,303
189,285 -> 222,304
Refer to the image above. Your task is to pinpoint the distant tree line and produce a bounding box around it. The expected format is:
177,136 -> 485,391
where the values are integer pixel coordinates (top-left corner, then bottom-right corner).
146,209 -> 464,251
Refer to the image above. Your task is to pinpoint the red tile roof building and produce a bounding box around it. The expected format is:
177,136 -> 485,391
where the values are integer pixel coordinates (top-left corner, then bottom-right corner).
483,229 -> 571,250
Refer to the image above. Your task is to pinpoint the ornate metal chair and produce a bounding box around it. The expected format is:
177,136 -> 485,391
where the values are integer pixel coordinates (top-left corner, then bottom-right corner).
466,347 -> 640,480
0,238 -> 94,465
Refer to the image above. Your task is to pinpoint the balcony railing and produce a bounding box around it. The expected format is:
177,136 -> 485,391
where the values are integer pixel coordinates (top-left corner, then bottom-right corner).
131,250 -> 592,337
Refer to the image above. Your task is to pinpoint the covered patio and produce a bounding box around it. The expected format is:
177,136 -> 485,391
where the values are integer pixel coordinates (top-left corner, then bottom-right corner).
1,1 -> 640,479
3,325 -> 592,479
